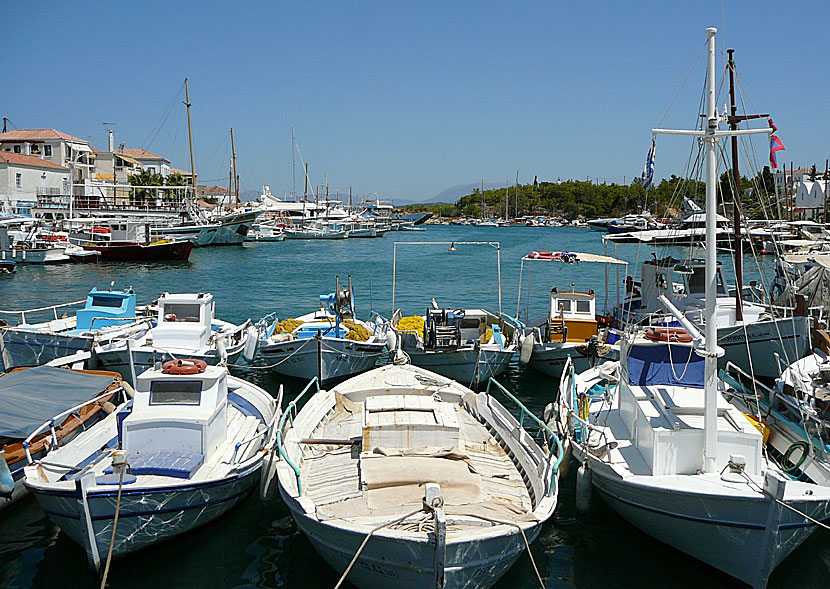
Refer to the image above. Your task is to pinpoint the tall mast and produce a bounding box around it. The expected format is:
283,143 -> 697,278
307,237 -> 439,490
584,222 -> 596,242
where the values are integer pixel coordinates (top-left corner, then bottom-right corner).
702,28 -> 719,473
291,126 -> 296,200
480,180 -> 484,220
184,78 -> 197,197
727,50 -> 743,322
230,127 -> 238,207
515,170 -> 519,217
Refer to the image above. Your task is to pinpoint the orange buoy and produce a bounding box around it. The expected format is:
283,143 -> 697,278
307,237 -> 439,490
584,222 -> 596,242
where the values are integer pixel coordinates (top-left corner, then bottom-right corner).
162,358 -> 208,375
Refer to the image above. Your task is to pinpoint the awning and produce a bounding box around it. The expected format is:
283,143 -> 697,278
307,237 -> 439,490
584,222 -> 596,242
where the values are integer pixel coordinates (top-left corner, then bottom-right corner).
521,251 -> 628,265
0,366 -> 117,439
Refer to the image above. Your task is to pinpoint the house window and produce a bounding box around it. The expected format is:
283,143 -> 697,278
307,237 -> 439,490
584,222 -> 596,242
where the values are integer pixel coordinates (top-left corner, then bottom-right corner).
15,173 -> 21,188
44,145 -> 52,157
31,144 -> 41,155
13,145 -> 21,153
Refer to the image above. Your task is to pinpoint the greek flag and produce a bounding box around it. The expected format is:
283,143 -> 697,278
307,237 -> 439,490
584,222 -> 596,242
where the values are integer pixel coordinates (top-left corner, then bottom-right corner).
641,138 -> 656,190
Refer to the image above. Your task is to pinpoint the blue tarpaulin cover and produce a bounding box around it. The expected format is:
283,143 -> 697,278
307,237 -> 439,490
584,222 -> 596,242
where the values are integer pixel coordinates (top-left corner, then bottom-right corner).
626,343 -> 704,388
0,366 -> 116,439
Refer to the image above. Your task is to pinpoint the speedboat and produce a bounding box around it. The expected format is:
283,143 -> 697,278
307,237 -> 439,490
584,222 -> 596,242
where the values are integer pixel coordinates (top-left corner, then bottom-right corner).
24,360 -> 280,569
0,287 -> 152,370
95,292 -> 258,384
258,278 -> 387,383
276,364 -> 565,588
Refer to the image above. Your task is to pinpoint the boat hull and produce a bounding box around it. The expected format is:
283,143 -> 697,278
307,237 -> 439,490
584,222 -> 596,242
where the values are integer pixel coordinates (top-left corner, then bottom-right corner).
0,330 -> 94,370
404,346 -> 514,387
527,343 -> 619,380
28,469 -> 259,564
0,247 -> 68,264
716,316 -> 809,379
575,446 -> 830,587
259,337 -> 385,382
283,496 -> 541,589
84,240 -> 193,262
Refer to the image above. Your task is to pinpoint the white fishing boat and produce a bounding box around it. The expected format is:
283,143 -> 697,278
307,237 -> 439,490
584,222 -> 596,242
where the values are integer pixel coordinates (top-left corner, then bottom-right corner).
95,292 -> 258,384
276,364 -> 565,588
514,250 -> 628,380
556,28 -> 830,588
0,287 -> 152,370
258,278 -> 387,383
0,365 -> 126,510
393,307 -> 517,388
23,360 -> 280,569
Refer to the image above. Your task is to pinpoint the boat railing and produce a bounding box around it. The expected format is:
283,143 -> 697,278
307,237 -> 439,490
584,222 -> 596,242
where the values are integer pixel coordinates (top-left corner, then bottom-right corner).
87,316 -> 153,331
23,386 -> 127,464
231,389 -> 281,465
562,357 -> 614,457
276,377 -> 320,494
484,377 -> 565,496
0,299 -> 86,325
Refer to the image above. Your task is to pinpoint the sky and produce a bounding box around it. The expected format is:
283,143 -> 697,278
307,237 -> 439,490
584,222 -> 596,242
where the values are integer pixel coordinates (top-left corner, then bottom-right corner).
6,1 -> 829,203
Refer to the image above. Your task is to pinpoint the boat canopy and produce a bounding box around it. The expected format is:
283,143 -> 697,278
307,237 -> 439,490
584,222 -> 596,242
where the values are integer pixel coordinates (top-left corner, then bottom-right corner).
626,343 -> 704,388
521,251 -> 627,265
0,366 -> 117,439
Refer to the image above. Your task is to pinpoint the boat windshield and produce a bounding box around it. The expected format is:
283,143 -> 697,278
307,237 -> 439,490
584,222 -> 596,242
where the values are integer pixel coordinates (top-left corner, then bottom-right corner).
149,380 -> 202,405
163,303 -> 202,322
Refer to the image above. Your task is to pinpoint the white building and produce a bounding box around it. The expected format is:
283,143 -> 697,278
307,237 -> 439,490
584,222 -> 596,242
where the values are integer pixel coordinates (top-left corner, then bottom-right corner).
119,148 -> 171,178
793,180 -> 829,220
0,129 -> 94,185
0,152 -> 69,214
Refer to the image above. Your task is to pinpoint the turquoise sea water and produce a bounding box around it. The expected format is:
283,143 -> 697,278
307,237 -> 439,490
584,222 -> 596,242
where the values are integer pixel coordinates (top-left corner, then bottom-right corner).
0,225 -> 827,588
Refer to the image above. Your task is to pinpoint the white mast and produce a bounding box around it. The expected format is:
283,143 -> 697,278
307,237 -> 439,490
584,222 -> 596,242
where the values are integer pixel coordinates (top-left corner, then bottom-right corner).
653,27 -> 771,473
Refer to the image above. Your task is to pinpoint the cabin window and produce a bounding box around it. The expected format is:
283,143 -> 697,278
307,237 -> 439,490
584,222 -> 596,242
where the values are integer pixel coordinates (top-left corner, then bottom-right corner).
44,145 -> 52,157
461,318 -> 480,329
557,300 -> 572,314
163,303 -> 201,322
149,380 -> 201,405
576,300 -> 591,314
90,295 -> 125,308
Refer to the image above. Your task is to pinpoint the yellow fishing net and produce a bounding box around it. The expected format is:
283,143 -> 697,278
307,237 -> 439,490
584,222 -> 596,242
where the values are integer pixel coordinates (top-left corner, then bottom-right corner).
342,319 -> 371,342
397,315 -> 424,333
271,318 -> 304,334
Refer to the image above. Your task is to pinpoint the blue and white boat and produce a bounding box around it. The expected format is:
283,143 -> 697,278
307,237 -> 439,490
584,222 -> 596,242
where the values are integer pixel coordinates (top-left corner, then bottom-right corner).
0,287 -> 151,370
258,279 -> 387,383
95,292 -> 258,384
23,361 -> 280,568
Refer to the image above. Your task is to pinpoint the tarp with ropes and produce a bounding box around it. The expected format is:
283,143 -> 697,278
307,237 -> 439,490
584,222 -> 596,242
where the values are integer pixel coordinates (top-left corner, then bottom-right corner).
773,263 -> 830,318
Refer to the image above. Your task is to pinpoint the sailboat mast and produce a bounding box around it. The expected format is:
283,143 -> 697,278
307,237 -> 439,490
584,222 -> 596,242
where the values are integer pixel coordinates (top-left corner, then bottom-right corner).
480,180 -> 484,221
702,27 -> 719,474
291,126 -> 296,200
185,78 -> 197,197
230,127 -> 238,208
727,50 -> 743,322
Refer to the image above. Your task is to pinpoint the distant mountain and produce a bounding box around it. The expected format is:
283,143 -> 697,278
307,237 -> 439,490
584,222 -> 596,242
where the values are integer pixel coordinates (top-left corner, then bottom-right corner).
239,189 -> 260,202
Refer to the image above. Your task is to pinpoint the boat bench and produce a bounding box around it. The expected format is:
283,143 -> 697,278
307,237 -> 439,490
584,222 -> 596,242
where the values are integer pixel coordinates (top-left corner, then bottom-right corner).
104,450 -> 205,479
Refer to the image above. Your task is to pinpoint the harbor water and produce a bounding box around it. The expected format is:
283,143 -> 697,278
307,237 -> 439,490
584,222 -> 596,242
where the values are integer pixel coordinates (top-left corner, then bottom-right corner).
1,225 -> 828,588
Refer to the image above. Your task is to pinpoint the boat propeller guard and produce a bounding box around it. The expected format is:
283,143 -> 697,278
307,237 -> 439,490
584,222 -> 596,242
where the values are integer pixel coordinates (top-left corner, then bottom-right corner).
162,358 -> 208,375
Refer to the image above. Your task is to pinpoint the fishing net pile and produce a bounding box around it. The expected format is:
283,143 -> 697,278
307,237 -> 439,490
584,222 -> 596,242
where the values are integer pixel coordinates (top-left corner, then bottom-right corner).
271,318 -> 304,334
342,319 -> 371,342
397,315 -> 425,333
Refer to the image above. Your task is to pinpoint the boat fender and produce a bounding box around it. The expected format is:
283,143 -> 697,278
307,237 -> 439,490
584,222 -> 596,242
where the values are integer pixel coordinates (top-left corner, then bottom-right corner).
215,338 -> 228,364
162,359 -> 207,375
575,464 -> 592,512
0,457 -> 13,499
101,401 -> 117,415
385,327 -> 398,353
519,333 -> 534,364
242,326 -> 259,363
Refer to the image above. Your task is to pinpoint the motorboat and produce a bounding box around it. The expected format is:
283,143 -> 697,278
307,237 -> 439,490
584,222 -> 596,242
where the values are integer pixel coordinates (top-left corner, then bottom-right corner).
0,365 -> 126,510
68,220 -> 193,261
0,287 -> 152,370
276,364 -> 565,588
258,278 -> 387,383
24,361 -> 280,569
95,292 -> 258,384
393,306 -> 517,388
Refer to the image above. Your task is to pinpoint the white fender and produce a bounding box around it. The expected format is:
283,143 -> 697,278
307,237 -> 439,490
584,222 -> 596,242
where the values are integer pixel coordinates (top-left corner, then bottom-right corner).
385,327 -> 398,354
242,325 -> 259,363
575,464 -> 592,512
215,338 -> 228,364
519,332 -> 534,364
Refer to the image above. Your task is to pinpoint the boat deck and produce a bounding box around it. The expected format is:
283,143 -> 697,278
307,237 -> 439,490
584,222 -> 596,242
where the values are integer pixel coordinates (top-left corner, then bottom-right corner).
298,396 -> 535,529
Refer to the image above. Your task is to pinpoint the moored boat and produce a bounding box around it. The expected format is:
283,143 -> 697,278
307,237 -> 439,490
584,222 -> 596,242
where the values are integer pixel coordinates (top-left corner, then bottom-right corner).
276,364 -> 565,588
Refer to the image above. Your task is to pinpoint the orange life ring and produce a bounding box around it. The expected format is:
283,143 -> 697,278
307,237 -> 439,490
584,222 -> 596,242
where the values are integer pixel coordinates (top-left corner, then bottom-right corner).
91,226 -> 111,234
645,327 -> 693,343
162,359 -> 207,375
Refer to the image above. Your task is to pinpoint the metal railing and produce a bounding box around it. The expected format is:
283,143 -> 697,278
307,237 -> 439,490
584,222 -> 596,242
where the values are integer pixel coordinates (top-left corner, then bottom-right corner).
23,387 -> 127,463
276,377 -> 320,494
484,377 -> 565,496
0,299 -> 86,325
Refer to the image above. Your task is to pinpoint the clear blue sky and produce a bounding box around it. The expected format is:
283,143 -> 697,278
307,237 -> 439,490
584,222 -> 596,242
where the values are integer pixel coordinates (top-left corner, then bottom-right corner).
6,1 -> 828,202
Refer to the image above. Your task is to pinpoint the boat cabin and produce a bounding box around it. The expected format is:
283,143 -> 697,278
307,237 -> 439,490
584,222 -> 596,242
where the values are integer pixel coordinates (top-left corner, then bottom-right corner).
70,220 -> 157,245
423,308 -> 503,349
617,337 -> 762,476
121,365 -> 228,473
151,293 -> 215,351
546,290 -> 598,343
73,288 -> 137,333
636,257 -> 727,316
